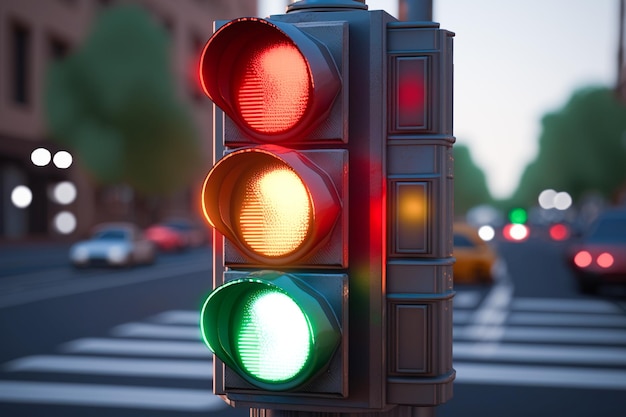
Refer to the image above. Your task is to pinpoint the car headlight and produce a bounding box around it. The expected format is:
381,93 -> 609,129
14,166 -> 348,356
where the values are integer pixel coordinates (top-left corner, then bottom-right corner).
71,246 -> 89,263
107,246 -> 128,263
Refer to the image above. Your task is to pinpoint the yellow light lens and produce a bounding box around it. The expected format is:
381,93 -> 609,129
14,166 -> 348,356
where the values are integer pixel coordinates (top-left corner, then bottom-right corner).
399,188 -> 426,224
239,164 -> 311,257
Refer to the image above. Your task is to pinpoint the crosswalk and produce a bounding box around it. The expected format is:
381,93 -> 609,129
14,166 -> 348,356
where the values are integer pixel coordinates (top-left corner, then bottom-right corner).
1,291 -> 625,413
0,310 -> 225,412
453,286 -> 626,390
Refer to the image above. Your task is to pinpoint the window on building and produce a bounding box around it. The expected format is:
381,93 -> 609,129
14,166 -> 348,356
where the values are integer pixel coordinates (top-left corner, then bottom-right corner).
49,36 -> 70,60
11,20 -> 31,105
191,34 -> 204,101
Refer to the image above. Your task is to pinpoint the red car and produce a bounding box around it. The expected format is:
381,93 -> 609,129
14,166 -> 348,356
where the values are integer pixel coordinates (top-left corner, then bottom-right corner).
568,210 -> 626,294
144,224 -> 187,252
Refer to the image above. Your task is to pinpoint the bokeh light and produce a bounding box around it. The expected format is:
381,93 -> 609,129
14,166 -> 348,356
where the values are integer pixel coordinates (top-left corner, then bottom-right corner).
574,251 -> 592,268
11,185 -> 33,208
52,181 -> 77,205
597,252 -> 614,269
54,211 -> 77,234
553,191 -> 572,211
503,223 -> 529,241
31,148 -> 52,167
549,223 -> 570,241
53,151 -> 73,169
509,208 -> 528,224
538,189 -> 557,209
538,189 -> 572,211
478,225 -> 495,241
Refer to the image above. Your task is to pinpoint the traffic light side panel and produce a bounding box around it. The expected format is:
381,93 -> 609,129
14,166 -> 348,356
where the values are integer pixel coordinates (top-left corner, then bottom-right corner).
386,22 -> 456,406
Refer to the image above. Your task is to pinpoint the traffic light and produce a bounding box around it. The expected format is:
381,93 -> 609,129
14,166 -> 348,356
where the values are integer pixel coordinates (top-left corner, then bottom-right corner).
199,13 -> 350,407
198,0 -> 454,413
509,207 -> 528,224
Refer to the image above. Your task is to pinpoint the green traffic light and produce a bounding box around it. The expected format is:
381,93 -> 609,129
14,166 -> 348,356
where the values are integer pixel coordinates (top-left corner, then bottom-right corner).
234,288 -> 311,383
200,271 -> 341,391
509,207 -> 527,224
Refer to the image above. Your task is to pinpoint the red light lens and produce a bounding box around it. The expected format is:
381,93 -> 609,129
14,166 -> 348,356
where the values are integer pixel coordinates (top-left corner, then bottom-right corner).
234,40 -> 310,135
574,251 -> 592,268
597,252 -> 614,268
200,18 -> 341,143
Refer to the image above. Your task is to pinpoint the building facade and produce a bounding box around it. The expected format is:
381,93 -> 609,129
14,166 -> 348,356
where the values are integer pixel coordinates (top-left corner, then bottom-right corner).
0,0 -> 257,241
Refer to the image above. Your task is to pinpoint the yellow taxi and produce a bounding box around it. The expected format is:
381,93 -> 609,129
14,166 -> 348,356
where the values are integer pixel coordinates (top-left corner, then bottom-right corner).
453,223 -> 497,284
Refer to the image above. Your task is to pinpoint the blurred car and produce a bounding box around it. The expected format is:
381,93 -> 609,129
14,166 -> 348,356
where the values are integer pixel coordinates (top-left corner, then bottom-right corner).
160,218 -> 208,248
568,210 -> 626,294
453,223 -> 497,284
70,223 -> 156,268
144,223 -> 187,252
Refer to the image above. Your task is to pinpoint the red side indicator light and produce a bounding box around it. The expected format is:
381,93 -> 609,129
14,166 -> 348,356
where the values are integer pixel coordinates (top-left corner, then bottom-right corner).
395,57 -> 427,128
399,77 -> 425,123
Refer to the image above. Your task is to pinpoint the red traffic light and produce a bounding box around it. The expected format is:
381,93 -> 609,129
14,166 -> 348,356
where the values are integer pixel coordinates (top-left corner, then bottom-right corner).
199,17 -> 341,142
202,145 -> 341,265
549,223 -> 570,241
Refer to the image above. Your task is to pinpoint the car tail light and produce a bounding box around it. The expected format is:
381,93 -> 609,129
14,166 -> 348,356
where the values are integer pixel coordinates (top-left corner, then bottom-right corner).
503,223 -> 529,242
597,252 -> 614,268
574,251 -> 593,268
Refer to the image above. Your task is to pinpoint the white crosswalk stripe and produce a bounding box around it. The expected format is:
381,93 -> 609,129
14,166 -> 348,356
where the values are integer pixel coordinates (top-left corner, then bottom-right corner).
61,338 -> 210,357
0,309 -> 221,412
2,288 -> 626,413
111,322 -> 202,339
454,363 -> 626,390
5,355 -> 213,378
453,287 -> 626,390
0,381 -> 224,411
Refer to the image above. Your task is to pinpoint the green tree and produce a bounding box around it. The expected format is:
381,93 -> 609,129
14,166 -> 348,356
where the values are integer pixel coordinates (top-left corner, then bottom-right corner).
45,5 -> 203,195
454,144 -> 493,216
513,86 -> 626,206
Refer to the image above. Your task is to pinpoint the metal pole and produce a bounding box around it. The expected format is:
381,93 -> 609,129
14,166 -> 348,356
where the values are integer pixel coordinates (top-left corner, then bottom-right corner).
252,406 -> 437,417
618,0 -> 625,93
402,0 -> 433,21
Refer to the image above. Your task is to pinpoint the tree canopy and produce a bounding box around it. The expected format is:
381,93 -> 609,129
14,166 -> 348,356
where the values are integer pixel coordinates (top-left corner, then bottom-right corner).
45,5 -> 203,195
454,144 -> 493,216
512,86 -> 626,206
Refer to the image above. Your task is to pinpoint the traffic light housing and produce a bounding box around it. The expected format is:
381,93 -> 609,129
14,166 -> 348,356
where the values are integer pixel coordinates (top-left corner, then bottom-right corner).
198,1 -> 454,413
200,271 -> 342,392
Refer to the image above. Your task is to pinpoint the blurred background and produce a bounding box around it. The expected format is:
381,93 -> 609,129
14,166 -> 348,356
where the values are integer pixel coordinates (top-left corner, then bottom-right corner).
1,0 -> 257,241
1,0 -> 625,242
1,1 -> 626,417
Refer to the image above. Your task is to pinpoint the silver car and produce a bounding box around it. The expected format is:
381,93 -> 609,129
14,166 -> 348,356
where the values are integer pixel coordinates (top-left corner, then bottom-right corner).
70,223 -> 156,268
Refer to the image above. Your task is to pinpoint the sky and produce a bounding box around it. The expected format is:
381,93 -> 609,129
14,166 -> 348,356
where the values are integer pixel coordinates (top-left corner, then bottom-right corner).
258,1 -> 618,199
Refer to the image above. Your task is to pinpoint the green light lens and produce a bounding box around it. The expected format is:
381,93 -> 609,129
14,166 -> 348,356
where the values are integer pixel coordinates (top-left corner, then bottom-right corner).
235,288 -> 311,382
200,271 -> 342,391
